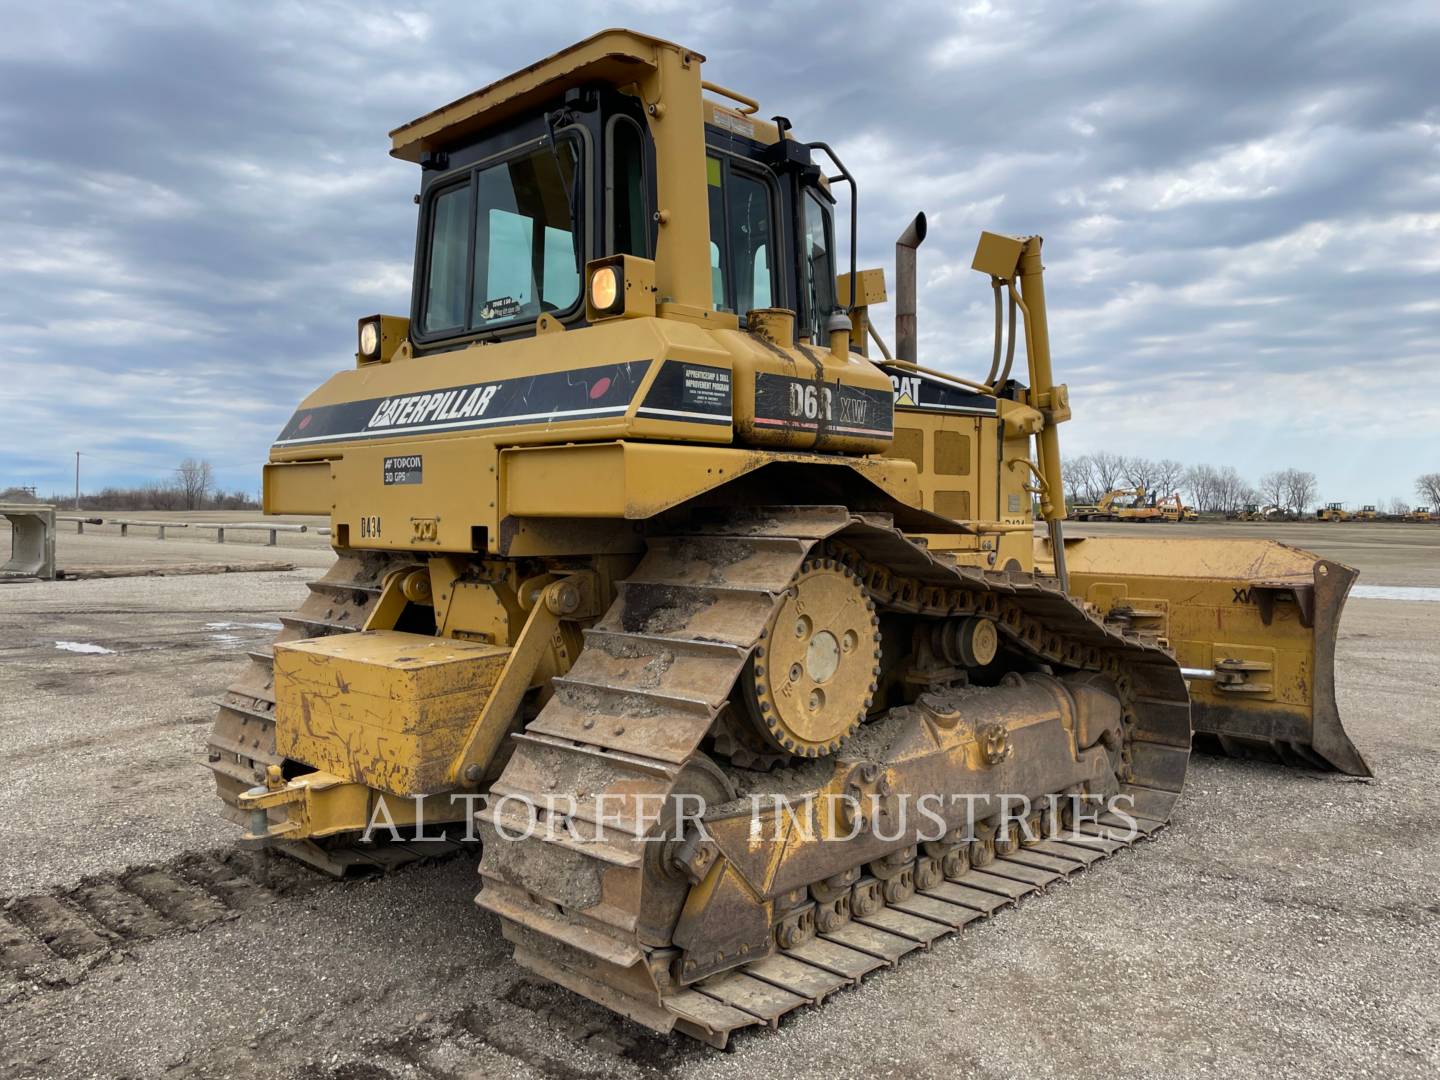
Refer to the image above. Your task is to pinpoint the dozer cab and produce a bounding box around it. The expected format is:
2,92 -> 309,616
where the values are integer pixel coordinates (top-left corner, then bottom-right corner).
207,30 -> 1368,1046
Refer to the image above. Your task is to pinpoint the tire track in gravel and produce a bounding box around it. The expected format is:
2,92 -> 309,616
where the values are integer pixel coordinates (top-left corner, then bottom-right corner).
0,846 -> 457,999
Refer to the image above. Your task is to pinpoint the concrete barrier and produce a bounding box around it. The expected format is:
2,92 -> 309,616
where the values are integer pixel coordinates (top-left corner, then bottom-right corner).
2,503 -> 57,581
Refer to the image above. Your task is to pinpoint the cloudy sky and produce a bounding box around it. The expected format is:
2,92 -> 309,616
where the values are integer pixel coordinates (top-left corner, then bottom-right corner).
3,0 -> 1437,506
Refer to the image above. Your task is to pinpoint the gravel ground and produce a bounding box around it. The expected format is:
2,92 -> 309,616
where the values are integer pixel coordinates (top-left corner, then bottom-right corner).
0,529 -> 1437,1079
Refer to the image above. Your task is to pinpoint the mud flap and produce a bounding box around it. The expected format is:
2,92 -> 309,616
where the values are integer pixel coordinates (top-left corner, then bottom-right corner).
1051,536 -> 1369,776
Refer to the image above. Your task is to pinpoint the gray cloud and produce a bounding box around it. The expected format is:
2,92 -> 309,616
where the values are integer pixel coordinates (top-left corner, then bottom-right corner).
1,0 -> 1436,505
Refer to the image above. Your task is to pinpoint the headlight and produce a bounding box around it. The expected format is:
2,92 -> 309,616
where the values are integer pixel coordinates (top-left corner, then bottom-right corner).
358,318 -> 381,358
588,266 -> 620,315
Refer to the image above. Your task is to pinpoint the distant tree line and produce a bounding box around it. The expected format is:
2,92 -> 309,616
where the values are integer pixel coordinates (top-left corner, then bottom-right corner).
3,458 -> 259,511
1063,453 -> 1318,515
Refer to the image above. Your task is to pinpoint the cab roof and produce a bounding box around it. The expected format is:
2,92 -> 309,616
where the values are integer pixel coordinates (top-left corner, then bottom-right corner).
390,29 -> 697,163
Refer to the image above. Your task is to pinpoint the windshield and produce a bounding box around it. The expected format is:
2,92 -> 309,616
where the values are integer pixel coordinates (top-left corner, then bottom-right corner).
420,140 -> 581,336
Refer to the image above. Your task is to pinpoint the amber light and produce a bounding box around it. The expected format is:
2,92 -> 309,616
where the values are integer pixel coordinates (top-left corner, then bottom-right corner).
589,266 -> 620,314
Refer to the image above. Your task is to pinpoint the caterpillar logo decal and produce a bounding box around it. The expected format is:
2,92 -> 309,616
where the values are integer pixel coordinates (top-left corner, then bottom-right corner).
890,371 -> 998,415
273,361 -> 652,447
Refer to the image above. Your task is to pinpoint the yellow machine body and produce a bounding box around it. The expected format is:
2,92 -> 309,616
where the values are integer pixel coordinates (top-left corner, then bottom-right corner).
206,26 -> 1367,1044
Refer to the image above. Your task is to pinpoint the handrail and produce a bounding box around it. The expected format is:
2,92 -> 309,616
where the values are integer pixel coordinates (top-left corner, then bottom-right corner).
700,80 -> 759,115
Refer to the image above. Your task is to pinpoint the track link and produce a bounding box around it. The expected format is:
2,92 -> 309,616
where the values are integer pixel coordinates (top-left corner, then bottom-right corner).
477,506 -> 1191,1046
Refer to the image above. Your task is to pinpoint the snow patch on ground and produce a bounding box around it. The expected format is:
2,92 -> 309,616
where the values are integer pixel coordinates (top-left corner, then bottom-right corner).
1351,585 -> 1440,603
54,641 -> 116,655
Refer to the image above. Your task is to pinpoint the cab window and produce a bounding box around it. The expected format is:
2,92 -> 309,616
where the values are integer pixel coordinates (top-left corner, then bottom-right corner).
418,138 -> 581,338
800,189 -> 836,344
607,116 -> 649,257
706,155 -> 776,320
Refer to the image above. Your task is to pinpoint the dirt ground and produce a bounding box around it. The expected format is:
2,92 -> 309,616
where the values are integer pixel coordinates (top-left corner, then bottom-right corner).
1,522 -> 1437,1079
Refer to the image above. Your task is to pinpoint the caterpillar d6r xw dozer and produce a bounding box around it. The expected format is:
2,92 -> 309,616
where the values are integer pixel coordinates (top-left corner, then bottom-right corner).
206,29 -> 1368,1044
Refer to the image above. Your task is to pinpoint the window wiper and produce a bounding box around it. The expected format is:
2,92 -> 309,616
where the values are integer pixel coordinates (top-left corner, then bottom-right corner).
543,112 -> 583,268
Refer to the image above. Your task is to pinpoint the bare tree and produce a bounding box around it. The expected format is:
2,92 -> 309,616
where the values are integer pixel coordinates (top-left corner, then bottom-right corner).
1153,458 -> 1185,499
1417,473 -> 1440,507
1385,498 -> 1409,517
1282,469 -> 1317,516
1258,470 -> 1287,509
1184,464 -> 1220,512
1064,455 -> 1097,506
1123,456 -> 1160,496
1215,467 -> 1250,514
175,458 -> 214,511
1090,451 -> 1127,496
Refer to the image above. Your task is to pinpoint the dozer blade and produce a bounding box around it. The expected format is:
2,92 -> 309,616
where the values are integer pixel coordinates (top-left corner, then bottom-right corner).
1051,536 -> 1368,775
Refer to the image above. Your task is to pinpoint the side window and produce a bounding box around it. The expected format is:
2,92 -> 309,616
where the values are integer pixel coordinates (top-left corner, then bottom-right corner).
707,155 -> 776,319
422,184 -> 470,333
727,171 -> 772,316
801,190 -> 836,343
707,157 -> 726,308
608,117 -> 648,257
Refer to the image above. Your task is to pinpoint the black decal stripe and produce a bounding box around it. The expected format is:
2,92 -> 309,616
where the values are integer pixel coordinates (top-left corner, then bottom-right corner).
888,369 -> 998,415
895,403 -> 996,416
638,359 -> 733,423
636,407 -> 732,426
277,405 -> 630,445
273,360 -> 652,447
753,372 -> 895,435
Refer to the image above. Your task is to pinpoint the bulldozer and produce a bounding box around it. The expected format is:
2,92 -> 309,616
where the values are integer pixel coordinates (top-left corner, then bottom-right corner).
207,30 -> 1369,1047
1317,502 -> 1352,522
1071,487 -> 1163,522
1156,493 -> 1197,523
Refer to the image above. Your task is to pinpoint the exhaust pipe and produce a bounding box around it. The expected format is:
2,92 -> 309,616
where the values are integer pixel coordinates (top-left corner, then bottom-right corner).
895,213 -> 927,363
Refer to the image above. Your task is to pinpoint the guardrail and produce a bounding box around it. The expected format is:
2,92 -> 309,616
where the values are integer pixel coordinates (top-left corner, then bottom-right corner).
57,516 -> 326,545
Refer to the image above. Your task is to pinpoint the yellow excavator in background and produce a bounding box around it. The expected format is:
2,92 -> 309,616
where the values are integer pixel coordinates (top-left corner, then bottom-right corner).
206,30 -> 1368,1046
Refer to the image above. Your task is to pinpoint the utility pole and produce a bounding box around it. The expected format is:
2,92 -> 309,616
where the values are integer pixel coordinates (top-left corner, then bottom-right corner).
74,451 -> 82,510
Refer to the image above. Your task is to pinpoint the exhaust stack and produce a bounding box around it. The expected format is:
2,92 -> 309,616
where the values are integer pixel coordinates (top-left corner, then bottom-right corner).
895,213 -> 927,363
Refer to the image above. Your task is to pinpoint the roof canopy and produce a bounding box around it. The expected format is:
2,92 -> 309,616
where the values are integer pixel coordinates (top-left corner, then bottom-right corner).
389,29 -> 700,162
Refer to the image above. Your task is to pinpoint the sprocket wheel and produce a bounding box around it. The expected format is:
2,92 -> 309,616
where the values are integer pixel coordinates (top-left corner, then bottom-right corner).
741,558 -> 881,757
